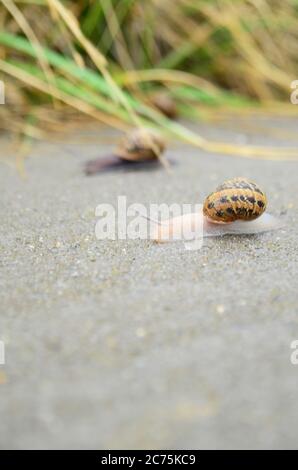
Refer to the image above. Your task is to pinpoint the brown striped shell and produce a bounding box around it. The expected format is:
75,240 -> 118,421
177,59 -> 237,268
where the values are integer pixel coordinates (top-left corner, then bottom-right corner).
203,177 -> 267,223
116,128 -> 165,162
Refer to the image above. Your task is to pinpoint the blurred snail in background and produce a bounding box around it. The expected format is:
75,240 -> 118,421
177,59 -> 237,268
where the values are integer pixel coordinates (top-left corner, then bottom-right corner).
151,92 -> 178,120
153,177 -> 281,243
116,127 -> 166,162
85,128 -> 167,175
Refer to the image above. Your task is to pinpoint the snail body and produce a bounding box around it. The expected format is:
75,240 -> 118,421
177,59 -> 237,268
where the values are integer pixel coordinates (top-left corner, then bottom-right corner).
153,211 -> 281,243
151,177 -> 279,243
85,128 -> 166,175
203,177 -> 267,223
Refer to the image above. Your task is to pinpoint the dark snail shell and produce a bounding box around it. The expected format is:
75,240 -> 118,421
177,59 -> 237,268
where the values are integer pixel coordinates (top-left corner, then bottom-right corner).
203,177 -> 267,223
116,128 -> 165,162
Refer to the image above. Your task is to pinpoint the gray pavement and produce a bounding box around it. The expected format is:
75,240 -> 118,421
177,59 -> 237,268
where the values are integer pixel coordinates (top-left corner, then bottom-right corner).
0,115 -> 298,449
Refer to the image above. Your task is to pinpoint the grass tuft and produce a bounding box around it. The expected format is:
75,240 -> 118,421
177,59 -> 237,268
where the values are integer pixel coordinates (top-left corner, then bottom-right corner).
0,0 -> 298,159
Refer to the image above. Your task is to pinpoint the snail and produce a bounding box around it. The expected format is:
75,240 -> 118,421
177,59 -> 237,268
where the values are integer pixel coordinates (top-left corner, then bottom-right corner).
85,128 -> 167,175
152,177 -> 281,243
151,92 -> 178,119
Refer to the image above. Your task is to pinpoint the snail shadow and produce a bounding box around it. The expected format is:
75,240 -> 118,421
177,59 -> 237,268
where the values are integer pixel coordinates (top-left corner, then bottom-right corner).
156,231 -> 278,252
84,155 -> 176,176
201,231 -> 273,252
212,233 -> 264,243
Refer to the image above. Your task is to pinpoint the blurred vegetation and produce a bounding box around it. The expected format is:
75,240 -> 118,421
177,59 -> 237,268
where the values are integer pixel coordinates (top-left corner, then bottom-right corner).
0,0 -> 297,152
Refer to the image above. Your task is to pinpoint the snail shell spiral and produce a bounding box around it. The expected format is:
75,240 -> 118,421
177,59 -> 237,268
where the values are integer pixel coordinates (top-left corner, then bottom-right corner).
116,128 -> 165,162
203,177 -> 267,223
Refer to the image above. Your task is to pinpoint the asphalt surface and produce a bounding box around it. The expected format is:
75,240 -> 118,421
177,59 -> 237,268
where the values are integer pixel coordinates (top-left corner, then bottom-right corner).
0,115 -> 298,449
